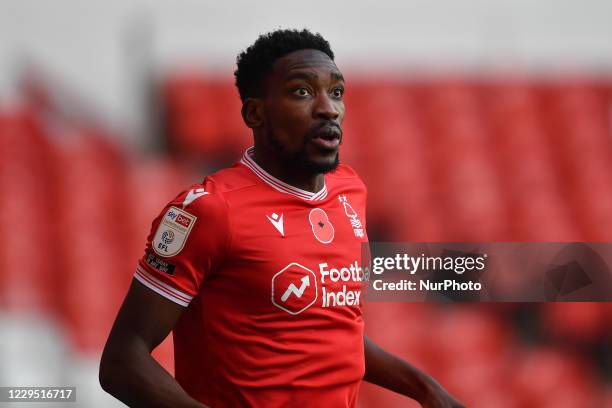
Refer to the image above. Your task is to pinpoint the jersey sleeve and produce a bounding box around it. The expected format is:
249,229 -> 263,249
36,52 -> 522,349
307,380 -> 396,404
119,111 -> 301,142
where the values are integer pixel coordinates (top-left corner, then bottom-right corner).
134,178 -> 230,306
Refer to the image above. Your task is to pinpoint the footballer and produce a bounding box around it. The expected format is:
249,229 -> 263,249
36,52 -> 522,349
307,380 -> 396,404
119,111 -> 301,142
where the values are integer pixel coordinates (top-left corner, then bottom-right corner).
99,29 -> 464,408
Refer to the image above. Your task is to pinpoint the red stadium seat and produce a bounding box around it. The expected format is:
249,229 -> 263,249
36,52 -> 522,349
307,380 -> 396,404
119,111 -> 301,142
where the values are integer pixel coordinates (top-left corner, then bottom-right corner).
511,347 -> 598,407
542,81 -> 612,240
53,133 -> 129,352
484,81 -> 579,240
418,80 -> 506,240
0,109 -> 57,313
163,73 -> 225,157
162,75 -> 248,161
541,302 -> 607,344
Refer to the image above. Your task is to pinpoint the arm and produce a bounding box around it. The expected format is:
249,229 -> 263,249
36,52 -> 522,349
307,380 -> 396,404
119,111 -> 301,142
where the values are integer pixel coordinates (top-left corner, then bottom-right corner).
99,280 -> 207,408
363,336 -> 465,408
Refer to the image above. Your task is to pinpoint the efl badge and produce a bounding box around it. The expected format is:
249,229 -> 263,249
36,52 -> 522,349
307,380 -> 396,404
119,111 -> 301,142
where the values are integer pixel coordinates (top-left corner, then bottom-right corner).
152,206 -> 196,257
309,208 -> 334,244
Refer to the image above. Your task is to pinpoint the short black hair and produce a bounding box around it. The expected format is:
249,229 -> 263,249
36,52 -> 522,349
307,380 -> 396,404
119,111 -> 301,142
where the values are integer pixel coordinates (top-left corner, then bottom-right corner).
234,28 -> 334,102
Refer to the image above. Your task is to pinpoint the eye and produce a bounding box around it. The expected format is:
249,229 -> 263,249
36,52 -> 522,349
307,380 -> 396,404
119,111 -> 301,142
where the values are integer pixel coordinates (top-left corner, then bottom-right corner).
293,87 -> 311,97
331,87 -> 344,99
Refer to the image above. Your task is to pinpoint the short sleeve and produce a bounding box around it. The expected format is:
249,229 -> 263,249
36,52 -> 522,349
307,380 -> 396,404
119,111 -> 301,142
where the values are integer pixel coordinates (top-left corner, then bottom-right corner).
134,178 -> 230,306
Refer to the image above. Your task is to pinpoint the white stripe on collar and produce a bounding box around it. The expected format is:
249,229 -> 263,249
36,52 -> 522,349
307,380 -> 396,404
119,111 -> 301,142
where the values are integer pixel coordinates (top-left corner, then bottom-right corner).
240,146 -> 328,201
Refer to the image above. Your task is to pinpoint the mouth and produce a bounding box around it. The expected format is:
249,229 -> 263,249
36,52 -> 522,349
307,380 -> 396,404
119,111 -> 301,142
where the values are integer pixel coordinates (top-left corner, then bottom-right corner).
310,125 -> 342,150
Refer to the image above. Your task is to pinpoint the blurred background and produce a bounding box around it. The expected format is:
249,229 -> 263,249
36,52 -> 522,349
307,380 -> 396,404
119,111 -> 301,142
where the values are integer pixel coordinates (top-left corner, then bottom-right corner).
1,0 -> 612,406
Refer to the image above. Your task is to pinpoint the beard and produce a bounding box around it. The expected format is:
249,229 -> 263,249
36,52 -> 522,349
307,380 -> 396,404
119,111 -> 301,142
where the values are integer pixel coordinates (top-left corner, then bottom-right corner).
267,129 -> 340,174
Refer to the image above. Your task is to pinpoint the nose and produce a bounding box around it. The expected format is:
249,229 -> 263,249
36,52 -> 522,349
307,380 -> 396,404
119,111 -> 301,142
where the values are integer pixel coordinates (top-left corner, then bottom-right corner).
313,92 -> 340,121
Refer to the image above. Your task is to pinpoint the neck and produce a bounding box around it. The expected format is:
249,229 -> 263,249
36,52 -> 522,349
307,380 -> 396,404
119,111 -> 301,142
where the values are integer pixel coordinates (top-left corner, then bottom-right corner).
252,146 -> 325,193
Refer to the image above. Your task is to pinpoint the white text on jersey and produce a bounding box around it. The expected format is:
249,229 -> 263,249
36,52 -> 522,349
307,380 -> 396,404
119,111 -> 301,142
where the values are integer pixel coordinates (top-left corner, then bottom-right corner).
319,261 -> 363,308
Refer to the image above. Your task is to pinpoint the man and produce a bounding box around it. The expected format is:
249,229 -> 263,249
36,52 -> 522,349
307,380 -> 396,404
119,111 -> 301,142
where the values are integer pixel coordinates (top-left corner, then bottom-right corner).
100,29 -> 464,408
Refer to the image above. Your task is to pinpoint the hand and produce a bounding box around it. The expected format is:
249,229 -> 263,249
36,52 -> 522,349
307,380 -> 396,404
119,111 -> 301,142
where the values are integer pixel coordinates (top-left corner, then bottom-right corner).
420,382 -> 466,408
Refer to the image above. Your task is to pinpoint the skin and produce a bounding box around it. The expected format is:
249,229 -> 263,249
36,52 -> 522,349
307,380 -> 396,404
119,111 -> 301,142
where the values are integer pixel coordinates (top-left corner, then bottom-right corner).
99,48 -> 465,408
242,49 -> 345,192
99,281 -> 207,408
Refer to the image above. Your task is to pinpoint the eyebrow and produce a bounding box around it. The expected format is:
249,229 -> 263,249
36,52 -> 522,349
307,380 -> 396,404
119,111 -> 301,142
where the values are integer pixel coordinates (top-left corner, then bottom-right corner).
284,71 -> 317,82
331,71 -> 344,82
284,70 -> 345,82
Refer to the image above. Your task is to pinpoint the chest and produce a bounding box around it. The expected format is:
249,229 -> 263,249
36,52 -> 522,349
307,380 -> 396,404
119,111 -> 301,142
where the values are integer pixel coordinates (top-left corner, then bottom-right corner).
211,194 -> 368,315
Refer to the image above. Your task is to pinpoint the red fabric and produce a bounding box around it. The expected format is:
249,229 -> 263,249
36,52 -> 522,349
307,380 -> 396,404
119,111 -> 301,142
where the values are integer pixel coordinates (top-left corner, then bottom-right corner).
136,148 -> 368,407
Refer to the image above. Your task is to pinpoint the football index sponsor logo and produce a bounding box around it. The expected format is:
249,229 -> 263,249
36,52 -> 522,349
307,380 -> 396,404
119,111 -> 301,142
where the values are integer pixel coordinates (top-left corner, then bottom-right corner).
271,263 -> 318,315
153,206 -> 197,257
271,260 -> 364,315
319,261 -> 363,307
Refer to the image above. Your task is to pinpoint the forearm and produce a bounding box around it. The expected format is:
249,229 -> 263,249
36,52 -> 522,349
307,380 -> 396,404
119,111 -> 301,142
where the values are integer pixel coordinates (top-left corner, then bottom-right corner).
100,338 -> 206,408
363,336 -> 437,403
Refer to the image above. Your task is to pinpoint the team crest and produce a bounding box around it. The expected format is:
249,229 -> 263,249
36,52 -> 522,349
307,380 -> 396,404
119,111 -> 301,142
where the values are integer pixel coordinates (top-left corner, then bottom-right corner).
309,208 -> 334,244
152,206 -> 196,257
338,195 -> 365,238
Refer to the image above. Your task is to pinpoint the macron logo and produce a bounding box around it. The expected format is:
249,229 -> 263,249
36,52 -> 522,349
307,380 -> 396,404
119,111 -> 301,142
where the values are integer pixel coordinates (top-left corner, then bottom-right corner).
182,188 -> 209,208
266,212 -> 285,237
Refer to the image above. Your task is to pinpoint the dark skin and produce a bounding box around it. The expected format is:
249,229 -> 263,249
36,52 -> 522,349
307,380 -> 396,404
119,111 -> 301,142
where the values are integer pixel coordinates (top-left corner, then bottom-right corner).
100,49 -> 465,408
243,49 -> 344,192
100,281 -> 206,408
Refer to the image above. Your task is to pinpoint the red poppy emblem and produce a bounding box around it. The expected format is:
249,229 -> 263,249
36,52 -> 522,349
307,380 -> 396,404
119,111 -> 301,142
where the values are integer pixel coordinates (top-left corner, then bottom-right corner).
309,208 -> 335,244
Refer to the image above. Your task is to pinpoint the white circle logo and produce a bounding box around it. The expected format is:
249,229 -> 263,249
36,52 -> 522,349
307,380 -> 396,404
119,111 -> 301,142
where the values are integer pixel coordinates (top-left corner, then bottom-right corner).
161,230 -> 175,245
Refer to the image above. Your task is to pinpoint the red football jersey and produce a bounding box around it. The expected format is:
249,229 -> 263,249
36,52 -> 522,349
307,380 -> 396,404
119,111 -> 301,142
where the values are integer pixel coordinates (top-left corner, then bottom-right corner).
135,147 -> 369,407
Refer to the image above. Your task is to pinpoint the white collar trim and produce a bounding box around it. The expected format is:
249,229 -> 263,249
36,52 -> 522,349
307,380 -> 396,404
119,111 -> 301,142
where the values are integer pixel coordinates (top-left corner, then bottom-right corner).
240,146 -> 328,201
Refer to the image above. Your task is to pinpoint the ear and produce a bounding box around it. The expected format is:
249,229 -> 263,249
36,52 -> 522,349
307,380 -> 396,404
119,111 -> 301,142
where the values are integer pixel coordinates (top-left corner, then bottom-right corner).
241,98 -> 264,129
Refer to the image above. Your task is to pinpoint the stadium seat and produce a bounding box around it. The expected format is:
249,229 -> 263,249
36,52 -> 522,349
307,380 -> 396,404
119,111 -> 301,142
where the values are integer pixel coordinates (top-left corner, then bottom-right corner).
163,73 -> 224,157
0,109 -> 57,312
485,81 -> 579,240
541,302 -> 606,344
511,347 -> 598,407
541,81 -> 612,240
162,75 -> 248,162
53,134 -> 129,352
419,81 -> 506,240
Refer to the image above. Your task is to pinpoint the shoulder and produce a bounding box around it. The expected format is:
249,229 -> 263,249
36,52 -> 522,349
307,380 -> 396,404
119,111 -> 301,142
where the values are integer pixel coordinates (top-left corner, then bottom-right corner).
203,163 -> 259,196
327,163 -> 367,192
158,161 -> 262,230
164,181 -> 227,224
172,163 -> 257,213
